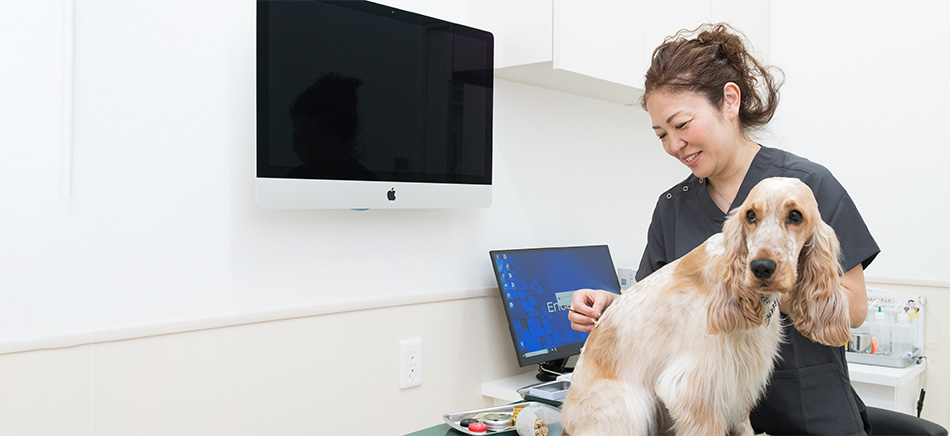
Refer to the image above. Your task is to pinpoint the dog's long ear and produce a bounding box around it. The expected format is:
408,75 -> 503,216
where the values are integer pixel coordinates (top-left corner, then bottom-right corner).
708,209 -> 763,334
787,219 -> 851,346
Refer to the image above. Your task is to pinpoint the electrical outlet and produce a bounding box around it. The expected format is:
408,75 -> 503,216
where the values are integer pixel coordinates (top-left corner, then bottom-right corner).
400,338 -> 422,389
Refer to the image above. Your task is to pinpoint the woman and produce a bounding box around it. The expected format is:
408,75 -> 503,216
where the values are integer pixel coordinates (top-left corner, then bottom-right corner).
568,23 -> 879,435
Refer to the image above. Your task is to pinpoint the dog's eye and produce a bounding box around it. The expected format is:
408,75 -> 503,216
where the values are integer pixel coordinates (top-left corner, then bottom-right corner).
787,210 -> 803,225
746,210 -> 756,224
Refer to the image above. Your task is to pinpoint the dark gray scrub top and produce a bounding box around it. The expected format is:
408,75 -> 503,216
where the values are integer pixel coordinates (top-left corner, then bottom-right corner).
636,146 -> 880,435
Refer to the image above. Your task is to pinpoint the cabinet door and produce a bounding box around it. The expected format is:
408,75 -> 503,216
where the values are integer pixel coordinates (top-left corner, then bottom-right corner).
555,0 -> 769,91
643,0 -> 771,72
468,0 -> 553,69
468,0 -> 769,103
553,0 -> 648,89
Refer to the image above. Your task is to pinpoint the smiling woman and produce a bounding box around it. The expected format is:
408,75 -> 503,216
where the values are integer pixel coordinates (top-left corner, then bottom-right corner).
567,22 -> 881,435
646,88 -> 760,212
643,23 -> 781,214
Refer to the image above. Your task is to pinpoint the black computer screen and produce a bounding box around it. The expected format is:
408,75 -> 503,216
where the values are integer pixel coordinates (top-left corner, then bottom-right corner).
257,0 -> 493,184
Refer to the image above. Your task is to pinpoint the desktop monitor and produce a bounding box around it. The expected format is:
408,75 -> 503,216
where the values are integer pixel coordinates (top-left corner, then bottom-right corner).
489,245 -> 622,381
257,0 -> 494,209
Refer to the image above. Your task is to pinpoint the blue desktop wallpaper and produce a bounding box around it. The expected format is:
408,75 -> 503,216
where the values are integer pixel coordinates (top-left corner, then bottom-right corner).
493,246 -> 620,359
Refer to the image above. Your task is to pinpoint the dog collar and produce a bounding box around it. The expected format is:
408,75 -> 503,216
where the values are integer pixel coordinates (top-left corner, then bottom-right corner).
762,295 -> 779,326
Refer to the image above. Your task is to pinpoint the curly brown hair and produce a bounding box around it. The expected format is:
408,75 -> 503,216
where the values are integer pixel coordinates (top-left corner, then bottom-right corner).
642,23 -> 783,135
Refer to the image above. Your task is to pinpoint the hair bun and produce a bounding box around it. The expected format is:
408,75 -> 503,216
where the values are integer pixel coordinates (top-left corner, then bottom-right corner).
643,22 -> 783,134
698,25 -> 748,65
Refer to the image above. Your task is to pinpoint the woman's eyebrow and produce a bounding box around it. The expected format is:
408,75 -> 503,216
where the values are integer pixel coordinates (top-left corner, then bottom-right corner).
652,111 -> 685,130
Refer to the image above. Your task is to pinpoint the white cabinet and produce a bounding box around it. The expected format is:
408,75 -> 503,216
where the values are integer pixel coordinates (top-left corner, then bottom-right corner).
849,361 -> 927,416
468,0 -> 770,105
467,0 -> 553,69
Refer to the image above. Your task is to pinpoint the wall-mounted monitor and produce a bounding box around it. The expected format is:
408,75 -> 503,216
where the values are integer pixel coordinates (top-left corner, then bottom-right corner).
256,0 -> 494,209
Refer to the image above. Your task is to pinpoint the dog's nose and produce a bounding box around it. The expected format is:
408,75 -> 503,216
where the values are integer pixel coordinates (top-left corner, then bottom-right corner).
750,259 -> 776,279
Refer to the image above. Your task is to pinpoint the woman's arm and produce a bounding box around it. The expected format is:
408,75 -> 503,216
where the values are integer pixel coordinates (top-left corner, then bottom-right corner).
841,264 -> 869,328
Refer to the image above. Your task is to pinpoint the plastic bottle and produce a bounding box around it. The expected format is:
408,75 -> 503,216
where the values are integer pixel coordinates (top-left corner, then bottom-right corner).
891,312 -> 914,358
869,306 -> 891,356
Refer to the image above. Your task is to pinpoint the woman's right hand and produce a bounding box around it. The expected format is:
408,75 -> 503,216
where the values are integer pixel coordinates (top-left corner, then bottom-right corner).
567,289 -> 618,332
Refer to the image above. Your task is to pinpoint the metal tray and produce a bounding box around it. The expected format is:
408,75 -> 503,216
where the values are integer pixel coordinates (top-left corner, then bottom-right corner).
442,402 -> 561,435
846,351 -> 921,368
516,380 -> 570,402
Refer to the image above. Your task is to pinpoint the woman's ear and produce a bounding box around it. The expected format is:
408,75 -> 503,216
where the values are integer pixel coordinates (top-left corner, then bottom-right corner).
721,82 -> 741,120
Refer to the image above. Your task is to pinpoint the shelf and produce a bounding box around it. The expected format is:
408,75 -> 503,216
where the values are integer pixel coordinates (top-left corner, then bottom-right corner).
480,371 -> 542,404
495,62 -> 644,106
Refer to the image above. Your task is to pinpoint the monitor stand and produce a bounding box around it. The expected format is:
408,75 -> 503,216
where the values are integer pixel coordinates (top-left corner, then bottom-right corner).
536,357 -> 573,381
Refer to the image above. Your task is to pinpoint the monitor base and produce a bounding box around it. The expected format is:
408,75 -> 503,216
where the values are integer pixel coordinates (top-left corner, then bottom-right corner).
536,358 -> 573,382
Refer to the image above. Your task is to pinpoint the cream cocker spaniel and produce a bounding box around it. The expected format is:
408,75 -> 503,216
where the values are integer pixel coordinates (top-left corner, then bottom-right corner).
561,177 -> 852,436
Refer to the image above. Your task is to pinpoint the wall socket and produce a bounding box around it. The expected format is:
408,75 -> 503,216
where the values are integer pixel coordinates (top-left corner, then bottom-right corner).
399,338 -> 422,389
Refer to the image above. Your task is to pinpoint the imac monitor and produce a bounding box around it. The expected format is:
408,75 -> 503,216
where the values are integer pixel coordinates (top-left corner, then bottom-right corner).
489,245 -> 622,381
257,0 -> 494,209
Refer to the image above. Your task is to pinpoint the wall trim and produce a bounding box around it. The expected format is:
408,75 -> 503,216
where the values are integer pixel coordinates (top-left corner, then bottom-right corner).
0,287 -> 499,356
866,276 -> 950,290
3,276 -> 944,356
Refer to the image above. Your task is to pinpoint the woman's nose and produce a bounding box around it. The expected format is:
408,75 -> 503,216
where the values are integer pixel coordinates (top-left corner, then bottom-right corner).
667,134 -> 686,152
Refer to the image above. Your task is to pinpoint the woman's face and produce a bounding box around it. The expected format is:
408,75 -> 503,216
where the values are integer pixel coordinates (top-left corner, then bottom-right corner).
645,89 -> 740,180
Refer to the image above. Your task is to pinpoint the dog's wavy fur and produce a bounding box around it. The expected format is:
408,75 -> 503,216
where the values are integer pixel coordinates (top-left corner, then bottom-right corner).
561,177 -> 851,436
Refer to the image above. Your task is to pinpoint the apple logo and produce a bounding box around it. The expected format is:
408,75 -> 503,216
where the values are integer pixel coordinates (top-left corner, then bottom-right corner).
387,188 -> 396,201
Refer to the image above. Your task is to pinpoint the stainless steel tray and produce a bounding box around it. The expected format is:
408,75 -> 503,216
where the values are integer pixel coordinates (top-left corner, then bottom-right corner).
846,351 -> 921,368
516,380 -> 570,402
442,402 -> 561,435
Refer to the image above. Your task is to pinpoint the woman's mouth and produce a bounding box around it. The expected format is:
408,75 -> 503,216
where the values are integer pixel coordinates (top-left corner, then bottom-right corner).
684,151 -> 700,166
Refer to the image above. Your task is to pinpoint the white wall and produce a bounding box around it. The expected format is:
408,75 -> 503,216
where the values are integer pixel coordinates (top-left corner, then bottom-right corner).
0,0 -> 88,346
5,0 -> 945,352
766,2 -> 950,424
0,0 -> 682,346
766,1 -> 950,283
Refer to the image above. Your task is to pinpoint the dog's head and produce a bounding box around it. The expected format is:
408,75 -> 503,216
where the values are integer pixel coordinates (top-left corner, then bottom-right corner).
711,177 -> 850,346
725,177 -> 831,294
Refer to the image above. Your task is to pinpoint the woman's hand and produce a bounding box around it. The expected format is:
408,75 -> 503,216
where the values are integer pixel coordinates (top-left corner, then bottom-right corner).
568,289 -> 619,332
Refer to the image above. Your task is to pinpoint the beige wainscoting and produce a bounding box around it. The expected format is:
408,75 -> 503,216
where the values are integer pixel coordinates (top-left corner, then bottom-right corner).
0,291 -> 523,435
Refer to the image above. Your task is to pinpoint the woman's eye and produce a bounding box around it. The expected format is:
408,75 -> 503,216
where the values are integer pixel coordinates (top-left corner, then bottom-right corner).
787,210 -> 803,225
675,121 -> 688,129
746,210 -> 756,224
657,133 -> 667,140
